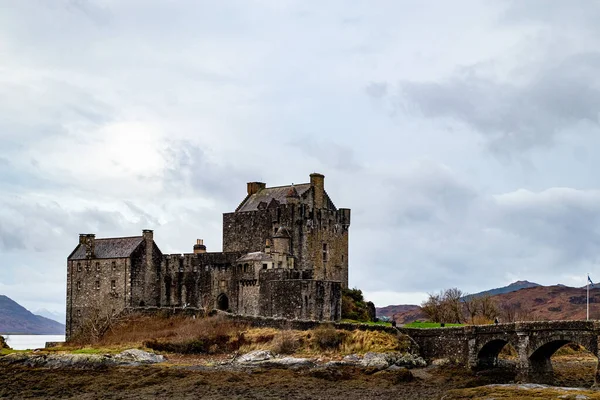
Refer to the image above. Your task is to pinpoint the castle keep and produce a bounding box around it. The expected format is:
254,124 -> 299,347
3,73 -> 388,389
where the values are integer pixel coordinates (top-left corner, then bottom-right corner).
66,173 -> 350,339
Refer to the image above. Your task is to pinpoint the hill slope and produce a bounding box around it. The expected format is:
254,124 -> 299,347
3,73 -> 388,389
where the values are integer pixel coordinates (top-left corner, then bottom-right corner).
0,295 -> 65,334
465,280 -> 541,299
376,283 -> 600,324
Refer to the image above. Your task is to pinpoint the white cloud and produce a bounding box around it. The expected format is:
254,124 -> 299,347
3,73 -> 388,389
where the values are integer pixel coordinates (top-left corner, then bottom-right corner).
2,0 -> 600,312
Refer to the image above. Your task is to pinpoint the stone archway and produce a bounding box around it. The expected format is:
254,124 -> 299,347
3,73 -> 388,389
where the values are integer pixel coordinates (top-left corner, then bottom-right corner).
477,339 -> 516,369
527,338 -> 599,385
217,293 -> 229,311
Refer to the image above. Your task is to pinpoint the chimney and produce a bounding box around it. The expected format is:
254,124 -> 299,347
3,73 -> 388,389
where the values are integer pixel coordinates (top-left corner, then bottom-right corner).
142,229 -> 154,242
247,182 -> 266,196
80,233 -> 95,259
194,239 -> 207,254
310,173 -> 325,209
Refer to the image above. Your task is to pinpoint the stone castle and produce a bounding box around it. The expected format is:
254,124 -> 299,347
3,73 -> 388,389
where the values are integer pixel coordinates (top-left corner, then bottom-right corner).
66,173 -> 351,339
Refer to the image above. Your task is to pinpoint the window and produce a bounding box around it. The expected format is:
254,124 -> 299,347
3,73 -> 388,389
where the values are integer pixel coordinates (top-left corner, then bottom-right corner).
111,261 -> 116,271
342,255 -> 344,262
322,243 -> 328,262
205,265 -> 209,272
243,263 -> 249,273
278,261 -> 282,268
262,263 -> 268,270
192,265 -> 197,273
76,281 -> 81,291
95,280 -> 100,290
77,263 -> 82,272
96,262 -> 100,272
111,280 -> 116,290
76,310 -> 81,317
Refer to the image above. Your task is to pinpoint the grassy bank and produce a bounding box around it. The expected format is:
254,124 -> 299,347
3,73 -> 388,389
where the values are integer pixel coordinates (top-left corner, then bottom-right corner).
66,314 -> 412,357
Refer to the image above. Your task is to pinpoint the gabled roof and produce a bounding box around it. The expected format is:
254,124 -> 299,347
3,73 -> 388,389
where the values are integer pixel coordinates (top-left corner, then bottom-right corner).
68,236 -> 144,260
236,183 -> 312,212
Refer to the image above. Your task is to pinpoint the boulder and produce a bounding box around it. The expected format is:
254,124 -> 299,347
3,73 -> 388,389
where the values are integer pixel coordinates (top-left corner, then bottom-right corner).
235,350 -> 274,363
114,349 -> 165,364
360,352 -> 389,369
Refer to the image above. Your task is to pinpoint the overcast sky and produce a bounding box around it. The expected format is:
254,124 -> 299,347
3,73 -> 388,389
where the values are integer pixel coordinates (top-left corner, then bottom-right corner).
2,1 -> 600,316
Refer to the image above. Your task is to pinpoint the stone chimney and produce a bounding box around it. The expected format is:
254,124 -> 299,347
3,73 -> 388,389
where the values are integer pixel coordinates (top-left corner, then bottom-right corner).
194,239 -> 207,254
310,173 -> 325,209
247,182 -> 266,196
79,234 -> 95,259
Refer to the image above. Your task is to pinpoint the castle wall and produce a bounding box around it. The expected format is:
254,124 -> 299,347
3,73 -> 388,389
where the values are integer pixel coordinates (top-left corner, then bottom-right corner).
159,252 -> 245,311
256,269 -> 341,321
65,256 -> 130,340
223,203 -> 350,288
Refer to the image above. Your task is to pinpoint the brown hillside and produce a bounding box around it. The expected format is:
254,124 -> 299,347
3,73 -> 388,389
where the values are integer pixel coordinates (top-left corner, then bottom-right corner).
378,285 -> 600,324
490,285 -> 600,321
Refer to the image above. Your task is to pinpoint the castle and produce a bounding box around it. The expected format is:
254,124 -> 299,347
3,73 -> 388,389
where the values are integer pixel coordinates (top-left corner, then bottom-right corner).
66,173 -> 351,339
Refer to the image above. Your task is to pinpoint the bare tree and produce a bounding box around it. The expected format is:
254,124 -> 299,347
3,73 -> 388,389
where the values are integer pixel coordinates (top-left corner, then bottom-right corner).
444,288 -> 464,324
462,294 -> 480,324
421,292 -> 443,323
479,295 -> 498,321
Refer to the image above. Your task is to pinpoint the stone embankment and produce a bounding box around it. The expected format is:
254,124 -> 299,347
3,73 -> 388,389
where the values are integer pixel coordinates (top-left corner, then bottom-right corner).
0,349 -> 165,369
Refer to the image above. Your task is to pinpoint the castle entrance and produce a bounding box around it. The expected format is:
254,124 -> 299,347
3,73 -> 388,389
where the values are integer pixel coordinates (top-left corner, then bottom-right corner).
217,293 -> 229,311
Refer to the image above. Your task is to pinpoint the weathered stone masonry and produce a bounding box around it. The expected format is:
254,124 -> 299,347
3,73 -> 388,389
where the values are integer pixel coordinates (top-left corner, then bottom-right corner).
400,320 -> 600,385
66,173 -> 349,340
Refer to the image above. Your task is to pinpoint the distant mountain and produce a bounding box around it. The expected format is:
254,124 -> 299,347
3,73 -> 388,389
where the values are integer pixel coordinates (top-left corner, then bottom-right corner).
0,295 -> 65,334
465,280 -> 541,299
34,308 -> 65,324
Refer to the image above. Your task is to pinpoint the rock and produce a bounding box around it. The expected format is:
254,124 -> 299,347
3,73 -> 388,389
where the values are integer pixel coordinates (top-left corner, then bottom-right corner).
387,353 -> 427,369
307,366 -> 352,381
114,349 -> 165,364
342,354 -> 361,362
0,335 -> 10,350
431,358 -> 451,367
360,352 -> 389,369
268,357 -> 313,368
0,349 -> 165,369
236,350 -> 274,363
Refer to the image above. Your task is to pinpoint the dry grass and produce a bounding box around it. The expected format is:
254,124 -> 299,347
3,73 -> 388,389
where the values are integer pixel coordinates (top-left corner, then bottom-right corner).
69,314 -> 409,357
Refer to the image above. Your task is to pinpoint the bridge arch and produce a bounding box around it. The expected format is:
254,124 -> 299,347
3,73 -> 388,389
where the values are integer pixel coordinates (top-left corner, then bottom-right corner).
475,336 -> 519,370
526,334 -> 599,385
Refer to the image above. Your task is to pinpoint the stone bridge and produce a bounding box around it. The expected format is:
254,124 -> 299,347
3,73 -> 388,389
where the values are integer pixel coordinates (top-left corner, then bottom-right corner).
399,321 -> 600,385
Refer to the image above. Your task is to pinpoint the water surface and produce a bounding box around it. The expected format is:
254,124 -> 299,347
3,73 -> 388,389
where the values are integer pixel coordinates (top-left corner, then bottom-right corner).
1,335 -> 65,350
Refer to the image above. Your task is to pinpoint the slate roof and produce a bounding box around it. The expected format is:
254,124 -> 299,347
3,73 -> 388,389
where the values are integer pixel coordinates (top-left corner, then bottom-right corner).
68,236 -> 144,260
236,252 -> 274,263
236,183 -> 311,212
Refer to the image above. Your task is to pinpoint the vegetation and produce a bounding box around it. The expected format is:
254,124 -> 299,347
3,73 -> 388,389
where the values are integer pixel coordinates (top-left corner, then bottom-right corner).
67,313 -> 409,356
403,321 -> 464,328
421,288 -> 498,324
341,288 -> 375,322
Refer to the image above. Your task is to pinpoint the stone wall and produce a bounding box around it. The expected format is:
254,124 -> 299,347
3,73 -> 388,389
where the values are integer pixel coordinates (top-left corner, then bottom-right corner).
222,203 -> 350,288
66,256 -> 131,339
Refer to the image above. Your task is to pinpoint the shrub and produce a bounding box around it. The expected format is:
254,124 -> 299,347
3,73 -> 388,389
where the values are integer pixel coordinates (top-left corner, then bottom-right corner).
271,330 -> 300,354
311,325 -> 344,350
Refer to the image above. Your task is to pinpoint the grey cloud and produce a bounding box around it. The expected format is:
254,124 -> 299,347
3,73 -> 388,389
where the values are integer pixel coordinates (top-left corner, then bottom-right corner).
396,53 -> 600,154
162,142 -> 254,205
289,138 -> 363,172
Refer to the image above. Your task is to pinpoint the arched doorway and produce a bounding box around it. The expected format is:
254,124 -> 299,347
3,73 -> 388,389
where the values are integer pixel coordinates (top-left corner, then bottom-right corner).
217,293 -> 229,311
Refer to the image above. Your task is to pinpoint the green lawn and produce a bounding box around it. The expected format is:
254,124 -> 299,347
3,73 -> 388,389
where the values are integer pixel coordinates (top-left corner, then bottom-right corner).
340,319 -> 392,327
403,321 -> 464,328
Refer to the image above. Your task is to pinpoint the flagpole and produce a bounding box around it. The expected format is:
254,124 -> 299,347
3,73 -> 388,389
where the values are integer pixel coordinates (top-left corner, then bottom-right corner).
587,274 -> 590,321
